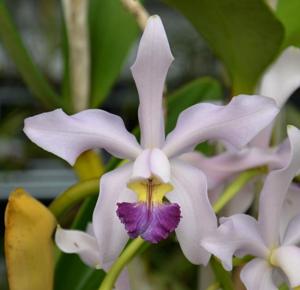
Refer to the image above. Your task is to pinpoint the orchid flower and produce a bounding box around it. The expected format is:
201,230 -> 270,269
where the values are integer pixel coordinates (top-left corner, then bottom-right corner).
201,125 -> 300,289
182,47 -> 300,214
23,15 -> 278,266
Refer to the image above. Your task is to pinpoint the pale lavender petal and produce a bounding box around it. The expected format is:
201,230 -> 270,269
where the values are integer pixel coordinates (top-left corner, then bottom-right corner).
201,214 -> 268,271
167,160 -> 217,265
251,48 -> 300,148
163,95 -> 279,158
281,184 -> 300,237
24,109 -> 142,165
282,213 -> 300,246
131,15 -> 174,148
115,269 -> 131,290
92,164 -> 137,264
116,201 -> 181,243
131,149 -> 171,183
271,246 -> 300,287
240,258 -> 277,290
55,227 -> 100,268
249,123 -> 273,148
258,126 -> 300,247
181,146 -> 285,190
258,47 -> 300,108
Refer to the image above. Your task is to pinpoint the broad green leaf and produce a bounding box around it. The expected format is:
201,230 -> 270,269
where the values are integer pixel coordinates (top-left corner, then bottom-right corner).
89,0 -> 139,107
277,0 -> 300,48
164,0 -> 284,94
166,77 -> 223,133
5,189 -> 56,290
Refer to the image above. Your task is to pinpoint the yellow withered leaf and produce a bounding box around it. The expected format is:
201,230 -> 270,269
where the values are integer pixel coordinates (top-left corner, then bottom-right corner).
5,188 -> 57,290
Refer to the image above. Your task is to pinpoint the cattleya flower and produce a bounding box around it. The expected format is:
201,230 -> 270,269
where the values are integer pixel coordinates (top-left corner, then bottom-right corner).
24,15 -> 278,266
201,126 -> 300,289
183,47 -> 300,214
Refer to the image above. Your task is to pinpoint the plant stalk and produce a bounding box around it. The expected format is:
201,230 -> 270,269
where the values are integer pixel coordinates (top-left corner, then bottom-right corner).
98,238 -> 145,290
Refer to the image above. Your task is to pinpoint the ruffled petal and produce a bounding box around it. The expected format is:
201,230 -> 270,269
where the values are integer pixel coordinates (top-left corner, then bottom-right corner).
258,126 -> 300,247
55,227 -> 100,268
201,214 -> 268,271
24,109 -> 142,165
117,201 -> 181,243
131,149 -> 171,183
282,213 -> 300,246
271,246 -> 300,287
131,15 -> 174,148
92,164 -> 137,264
163,95 -> 279,158
258,47 -> 300,108
166,160 -> 217,265
240,258 -> 277,290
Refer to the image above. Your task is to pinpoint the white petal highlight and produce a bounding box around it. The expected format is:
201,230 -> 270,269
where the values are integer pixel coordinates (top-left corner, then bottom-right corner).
258,126 -> 300,247
131,15 -> 174,148
240,258 -> 277,290
167,160 -> 217,265
24,109 -> 142,165
131,148 -> 171,183
163,95 -> 279,158
271,246 -> 300,287
55,227 -> 100,268
92,164 -> 137,264
258,47 -> 300,108
201,214 -> 268,271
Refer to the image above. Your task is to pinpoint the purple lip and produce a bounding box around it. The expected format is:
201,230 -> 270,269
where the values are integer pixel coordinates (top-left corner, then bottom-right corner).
116,201 -> 181,243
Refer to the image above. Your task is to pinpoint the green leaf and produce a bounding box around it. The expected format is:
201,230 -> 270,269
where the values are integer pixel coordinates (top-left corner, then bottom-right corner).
0,1 -> 59,108
210,257 -> 234,290
163,0 -> 284,94
277,0 -> 300,48
89,0 -> 139,107
166,77 -> 223,133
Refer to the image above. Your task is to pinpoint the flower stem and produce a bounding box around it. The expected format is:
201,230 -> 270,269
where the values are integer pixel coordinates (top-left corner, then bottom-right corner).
120,0 -> 149,30
98,238 -> 145,290
0,1 -> 59,108
205,282 -> 220,290
48,178 -> 99,219
213,167 -> 266,213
